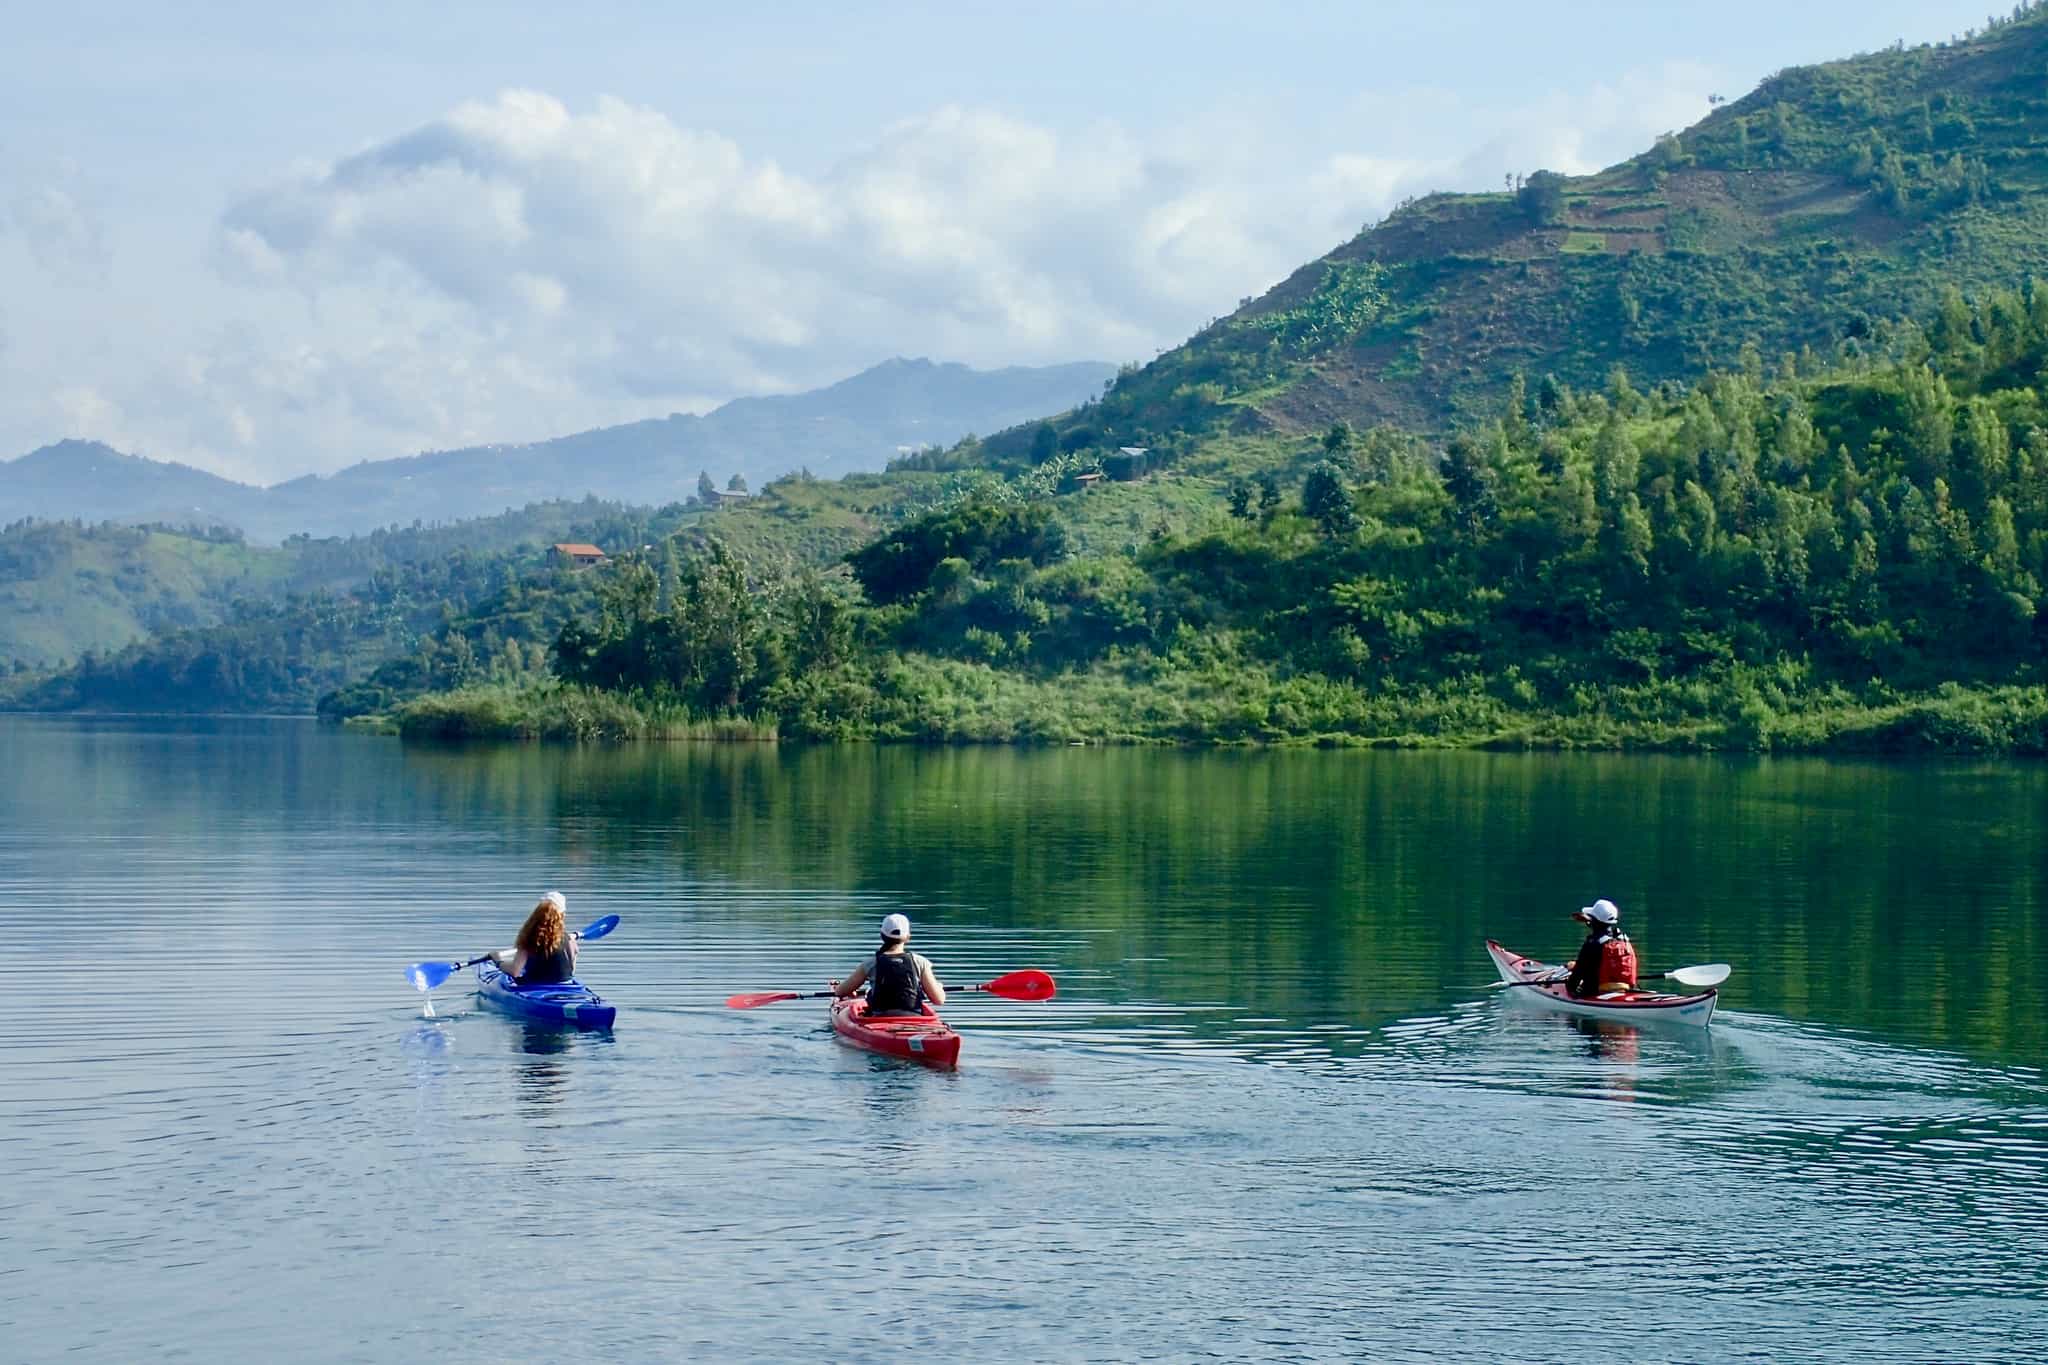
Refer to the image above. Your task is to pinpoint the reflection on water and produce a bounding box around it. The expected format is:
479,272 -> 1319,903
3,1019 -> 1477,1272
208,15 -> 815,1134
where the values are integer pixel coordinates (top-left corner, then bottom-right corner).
0,717 -> 2044,1360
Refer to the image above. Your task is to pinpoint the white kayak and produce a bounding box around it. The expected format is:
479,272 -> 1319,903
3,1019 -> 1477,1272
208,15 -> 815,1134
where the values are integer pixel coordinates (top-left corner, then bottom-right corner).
1486,939 -> 1718,1029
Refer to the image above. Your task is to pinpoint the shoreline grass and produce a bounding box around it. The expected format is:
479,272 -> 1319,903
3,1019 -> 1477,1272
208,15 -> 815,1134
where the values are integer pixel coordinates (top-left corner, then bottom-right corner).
380,671 -> 2048,755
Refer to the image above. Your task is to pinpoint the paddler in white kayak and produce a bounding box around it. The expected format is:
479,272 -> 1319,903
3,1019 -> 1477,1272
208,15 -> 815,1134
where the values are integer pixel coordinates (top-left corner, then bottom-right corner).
831,913 -> 947,1017
1561,898 -> 1638,998
487,891 -> 578,985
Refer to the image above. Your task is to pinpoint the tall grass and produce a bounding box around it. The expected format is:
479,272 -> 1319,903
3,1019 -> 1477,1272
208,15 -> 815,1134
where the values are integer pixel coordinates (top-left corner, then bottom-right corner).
386,667 -> 2048,754
394,683 -> 778,743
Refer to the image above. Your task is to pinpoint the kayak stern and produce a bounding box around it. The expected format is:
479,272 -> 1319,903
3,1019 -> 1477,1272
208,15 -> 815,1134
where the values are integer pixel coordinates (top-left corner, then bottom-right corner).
830,997 -> 961,1068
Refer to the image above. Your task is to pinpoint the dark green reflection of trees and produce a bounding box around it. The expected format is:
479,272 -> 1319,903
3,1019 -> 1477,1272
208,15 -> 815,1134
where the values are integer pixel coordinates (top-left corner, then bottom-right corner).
16,720 -> 2032,1060
385,743 -> 2045,1063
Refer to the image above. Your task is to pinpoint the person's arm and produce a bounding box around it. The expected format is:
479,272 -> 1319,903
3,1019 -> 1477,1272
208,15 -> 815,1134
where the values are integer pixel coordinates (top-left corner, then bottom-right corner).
918,954 -> 946,1007
487,947 -> 517,969
568,937 -> 580,967
1564,942 -> 1596,998
832,962 -> 871,998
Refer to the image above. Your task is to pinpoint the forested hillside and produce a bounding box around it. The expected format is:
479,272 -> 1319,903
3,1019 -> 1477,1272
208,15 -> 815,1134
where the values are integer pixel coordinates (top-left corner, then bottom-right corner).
0,499 -> 670,673
2,474 -> 963,714
393,280 -> 2048,752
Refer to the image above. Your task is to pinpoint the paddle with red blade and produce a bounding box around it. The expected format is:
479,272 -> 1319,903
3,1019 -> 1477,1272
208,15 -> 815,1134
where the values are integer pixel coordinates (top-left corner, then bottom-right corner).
725,968 -> 1056,1010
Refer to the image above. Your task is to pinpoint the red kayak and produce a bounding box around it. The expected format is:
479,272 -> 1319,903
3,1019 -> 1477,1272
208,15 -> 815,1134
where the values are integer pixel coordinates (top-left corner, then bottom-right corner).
830,997 -> 962,1068
1486,939 -> 1718,1028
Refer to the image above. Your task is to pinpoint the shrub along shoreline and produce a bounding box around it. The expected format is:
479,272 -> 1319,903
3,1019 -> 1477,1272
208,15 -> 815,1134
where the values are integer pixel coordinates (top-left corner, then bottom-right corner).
382,670 -> 2048,754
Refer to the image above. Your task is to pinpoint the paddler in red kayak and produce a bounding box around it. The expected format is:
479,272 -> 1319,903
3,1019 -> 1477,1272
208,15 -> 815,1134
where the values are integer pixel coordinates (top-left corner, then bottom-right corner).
1563,898 -> 1638,998
831,913 -> 947,1017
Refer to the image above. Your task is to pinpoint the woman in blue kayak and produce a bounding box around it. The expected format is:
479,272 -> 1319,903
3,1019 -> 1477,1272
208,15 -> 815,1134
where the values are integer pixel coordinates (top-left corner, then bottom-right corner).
489,891 -> 578,985
831,913 -> 946,1016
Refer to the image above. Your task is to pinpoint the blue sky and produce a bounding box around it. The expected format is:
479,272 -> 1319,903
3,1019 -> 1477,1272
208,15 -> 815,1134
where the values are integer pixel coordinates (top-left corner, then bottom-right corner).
0,1 -> 2005,481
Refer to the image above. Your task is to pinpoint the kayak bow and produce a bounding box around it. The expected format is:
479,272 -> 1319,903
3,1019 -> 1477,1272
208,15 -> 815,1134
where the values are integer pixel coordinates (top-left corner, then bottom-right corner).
830,997 -> 961,1068
1485,940 -> 1717,1028
475,963 -> 617,1030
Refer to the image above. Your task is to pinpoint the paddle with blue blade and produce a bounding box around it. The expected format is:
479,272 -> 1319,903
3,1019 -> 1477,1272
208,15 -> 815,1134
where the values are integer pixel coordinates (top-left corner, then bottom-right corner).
406,914 -> 622,992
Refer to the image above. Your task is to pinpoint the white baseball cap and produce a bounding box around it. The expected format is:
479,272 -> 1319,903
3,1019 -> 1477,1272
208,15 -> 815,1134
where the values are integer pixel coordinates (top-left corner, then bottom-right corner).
543,890 -> 567,913
880,913 -> 911,941
1576,898 -> 1620,926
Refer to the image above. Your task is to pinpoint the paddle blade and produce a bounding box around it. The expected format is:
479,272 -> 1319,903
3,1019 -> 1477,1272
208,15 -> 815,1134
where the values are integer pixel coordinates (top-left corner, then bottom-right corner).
407,961 -> 457,992
1662,963 -> 1731,988
576,914 -> 621,943
980,969 -> 1056,1001
725,991 -> 805,1010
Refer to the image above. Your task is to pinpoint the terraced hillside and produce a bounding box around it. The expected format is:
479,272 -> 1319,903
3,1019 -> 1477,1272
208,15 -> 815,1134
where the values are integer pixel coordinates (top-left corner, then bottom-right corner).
1022,7 -> 2048,452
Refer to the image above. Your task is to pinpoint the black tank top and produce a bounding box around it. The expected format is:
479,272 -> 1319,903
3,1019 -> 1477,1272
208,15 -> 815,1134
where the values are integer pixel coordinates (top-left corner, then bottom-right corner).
866,949 -> 923,1015
519,942 -> 575,985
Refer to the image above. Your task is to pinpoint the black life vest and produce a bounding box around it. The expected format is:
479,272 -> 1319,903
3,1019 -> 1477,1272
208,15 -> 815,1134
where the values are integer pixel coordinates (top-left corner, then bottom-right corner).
519,942 -> 575,985
866,948 -> 924,1015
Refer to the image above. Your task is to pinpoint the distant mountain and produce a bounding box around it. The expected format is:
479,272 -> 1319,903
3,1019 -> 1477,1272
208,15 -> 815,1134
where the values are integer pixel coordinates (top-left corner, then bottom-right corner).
1011,8 -> 2048,448
0,358 -> 1114,541
0,440 -> 269,532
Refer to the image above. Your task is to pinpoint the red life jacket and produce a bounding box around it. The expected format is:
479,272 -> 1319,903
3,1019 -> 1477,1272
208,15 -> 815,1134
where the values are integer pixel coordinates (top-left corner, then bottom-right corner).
1598,934 -> 1639,991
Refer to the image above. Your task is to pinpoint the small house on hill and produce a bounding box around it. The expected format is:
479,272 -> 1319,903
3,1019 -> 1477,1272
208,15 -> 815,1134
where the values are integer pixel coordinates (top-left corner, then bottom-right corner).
552,542 -> 607,567
701,488 -> 753,508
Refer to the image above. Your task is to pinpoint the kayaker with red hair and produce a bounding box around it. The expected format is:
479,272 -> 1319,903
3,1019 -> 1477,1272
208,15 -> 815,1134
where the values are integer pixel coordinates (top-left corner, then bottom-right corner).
831,913 -> 946,1017
1564,899 -> 1638,998
488,891 -> 578,986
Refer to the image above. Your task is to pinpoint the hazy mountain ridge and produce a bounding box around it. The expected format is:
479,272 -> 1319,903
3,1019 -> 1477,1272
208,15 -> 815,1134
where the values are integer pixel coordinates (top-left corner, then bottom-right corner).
0,358 -> 1114,541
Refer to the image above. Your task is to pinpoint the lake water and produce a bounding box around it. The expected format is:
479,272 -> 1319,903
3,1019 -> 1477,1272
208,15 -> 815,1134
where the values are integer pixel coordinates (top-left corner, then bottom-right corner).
3,717 -> 2045,1361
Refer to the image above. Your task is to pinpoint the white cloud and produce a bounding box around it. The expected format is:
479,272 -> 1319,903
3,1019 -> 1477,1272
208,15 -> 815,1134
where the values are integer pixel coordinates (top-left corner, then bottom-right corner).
2,165 -> 110,279
6,66 -> 1720,480
215,91 -> 1338,429
1444,62 -> 1716,184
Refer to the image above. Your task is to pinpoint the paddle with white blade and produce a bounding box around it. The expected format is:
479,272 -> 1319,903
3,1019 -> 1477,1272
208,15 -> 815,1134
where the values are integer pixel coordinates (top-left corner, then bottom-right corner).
1488,961 -> 1730,991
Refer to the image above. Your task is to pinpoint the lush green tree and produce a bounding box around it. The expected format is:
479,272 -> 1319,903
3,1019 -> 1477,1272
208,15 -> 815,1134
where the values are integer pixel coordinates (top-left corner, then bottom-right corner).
846,499 -> 1067,606
1030,423 -> 1060,465
1517,170 -> 1568,225
1302,462 -> 1360,538
1227,480 -> 1256,520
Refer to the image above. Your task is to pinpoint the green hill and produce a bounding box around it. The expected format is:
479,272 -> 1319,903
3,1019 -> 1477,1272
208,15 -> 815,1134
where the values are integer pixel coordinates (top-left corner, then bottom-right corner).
0,522 -> 288,671
1,475 -> 951,714
0,498 -> 698,675
1009,6 -> 2048,454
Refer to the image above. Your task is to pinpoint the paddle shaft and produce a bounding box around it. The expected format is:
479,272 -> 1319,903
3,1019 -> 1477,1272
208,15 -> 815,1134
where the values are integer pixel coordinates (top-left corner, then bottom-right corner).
726,969 -> 1056,1009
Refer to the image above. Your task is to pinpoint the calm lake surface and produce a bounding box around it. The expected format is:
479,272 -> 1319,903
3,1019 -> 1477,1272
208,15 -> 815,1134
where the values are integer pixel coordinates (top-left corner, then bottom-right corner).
3,717 -> 2045,1361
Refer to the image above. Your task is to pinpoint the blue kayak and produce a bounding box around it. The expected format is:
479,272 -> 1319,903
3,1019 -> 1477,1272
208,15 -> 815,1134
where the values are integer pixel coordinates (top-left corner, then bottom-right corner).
474,963 -> 616,1029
